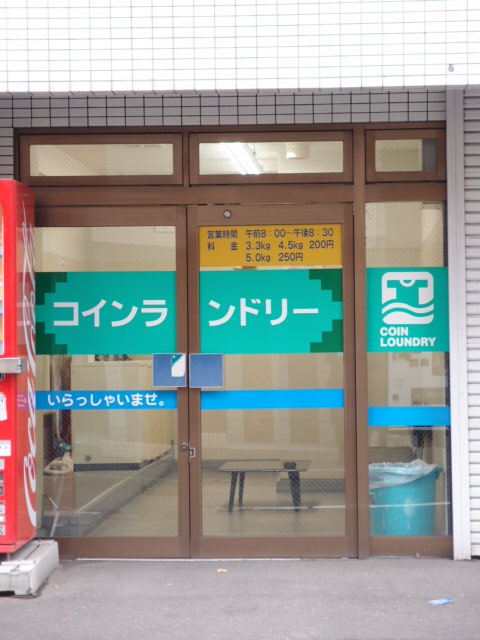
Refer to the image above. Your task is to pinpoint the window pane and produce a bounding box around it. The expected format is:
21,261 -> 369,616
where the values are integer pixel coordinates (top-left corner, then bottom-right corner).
199,222 -> 347,538
36,226 -> 179,539
375,139 -> 437,172
36,226 -> 176,272
199,140 -> 343,175
30,144 -> 174,176
365,202 -> 450,537
366,202 -> 444,267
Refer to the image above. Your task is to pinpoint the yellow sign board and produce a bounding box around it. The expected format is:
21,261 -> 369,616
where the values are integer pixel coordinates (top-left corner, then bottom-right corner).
199,224 -> 342,268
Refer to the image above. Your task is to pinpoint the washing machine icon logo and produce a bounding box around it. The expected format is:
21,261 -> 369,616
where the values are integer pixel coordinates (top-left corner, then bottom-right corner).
381,272 -> 434,325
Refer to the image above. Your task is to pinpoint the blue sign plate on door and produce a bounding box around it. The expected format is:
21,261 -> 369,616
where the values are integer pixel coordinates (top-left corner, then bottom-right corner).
189,353 -> 224,389
152,353 -> 187,388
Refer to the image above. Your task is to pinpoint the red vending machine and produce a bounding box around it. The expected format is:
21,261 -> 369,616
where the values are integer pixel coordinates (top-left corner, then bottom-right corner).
0,180 -> 36,553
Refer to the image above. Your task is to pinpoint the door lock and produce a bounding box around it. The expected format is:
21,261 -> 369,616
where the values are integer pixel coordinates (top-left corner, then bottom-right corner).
180,443 -> 196,459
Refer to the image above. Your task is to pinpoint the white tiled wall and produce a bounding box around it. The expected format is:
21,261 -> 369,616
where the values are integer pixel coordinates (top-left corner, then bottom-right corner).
0,1 -> 478,94
0,89 -> 446,178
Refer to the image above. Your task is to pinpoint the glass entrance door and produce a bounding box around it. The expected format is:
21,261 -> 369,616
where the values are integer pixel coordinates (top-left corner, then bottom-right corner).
188,204 -> 357,557
35,203 -> 356,558
35,207 -> 190,557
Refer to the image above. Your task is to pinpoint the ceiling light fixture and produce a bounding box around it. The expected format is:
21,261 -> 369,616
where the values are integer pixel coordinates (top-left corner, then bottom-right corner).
221,142 -> 262,175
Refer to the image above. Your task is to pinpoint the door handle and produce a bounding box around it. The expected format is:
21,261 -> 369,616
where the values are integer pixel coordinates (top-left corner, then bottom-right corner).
180,443 -> 196,459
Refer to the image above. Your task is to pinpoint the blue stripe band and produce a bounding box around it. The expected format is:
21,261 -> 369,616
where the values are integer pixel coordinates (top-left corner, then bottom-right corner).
36,390 -> 177,411
36,392 -> 449,426
201,389 -> 344,411
368,407 -> 451,427
37,389 -> 343,411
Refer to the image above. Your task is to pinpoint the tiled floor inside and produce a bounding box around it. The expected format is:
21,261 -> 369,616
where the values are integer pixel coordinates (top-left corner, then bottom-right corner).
40,465 -> 347,539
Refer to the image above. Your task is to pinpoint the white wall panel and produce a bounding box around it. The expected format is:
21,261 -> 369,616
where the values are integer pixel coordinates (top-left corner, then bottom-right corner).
0,1 -> 478,94
465,88 -> 480,555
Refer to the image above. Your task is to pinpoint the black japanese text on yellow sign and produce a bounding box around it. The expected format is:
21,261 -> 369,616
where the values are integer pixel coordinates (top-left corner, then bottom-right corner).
199,224 -> 342,269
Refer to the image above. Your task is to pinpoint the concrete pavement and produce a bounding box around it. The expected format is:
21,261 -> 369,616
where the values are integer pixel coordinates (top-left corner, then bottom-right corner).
0,557 -> 478,640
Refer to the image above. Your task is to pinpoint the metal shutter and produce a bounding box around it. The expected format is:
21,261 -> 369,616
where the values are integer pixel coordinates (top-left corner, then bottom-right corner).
465,90 -> 480,555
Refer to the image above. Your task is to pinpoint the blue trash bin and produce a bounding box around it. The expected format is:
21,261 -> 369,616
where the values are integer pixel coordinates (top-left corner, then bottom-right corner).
369,460 -> 442,536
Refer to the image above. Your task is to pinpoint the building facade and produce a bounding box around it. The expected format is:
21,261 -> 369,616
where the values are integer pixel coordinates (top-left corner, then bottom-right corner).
0,1 -> 478,559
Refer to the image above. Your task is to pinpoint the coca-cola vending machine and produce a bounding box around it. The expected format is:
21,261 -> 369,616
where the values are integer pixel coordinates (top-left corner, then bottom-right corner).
0,180 -> 36,553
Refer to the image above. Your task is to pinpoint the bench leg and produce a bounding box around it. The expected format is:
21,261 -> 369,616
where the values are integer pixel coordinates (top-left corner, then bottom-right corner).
288,471 -> 301,511
228,472 -> 238,512
238,472 -> 245,507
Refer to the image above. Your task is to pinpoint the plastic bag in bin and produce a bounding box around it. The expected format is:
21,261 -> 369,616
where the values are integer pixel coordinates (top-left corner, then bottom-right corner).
369,459 -> 442,490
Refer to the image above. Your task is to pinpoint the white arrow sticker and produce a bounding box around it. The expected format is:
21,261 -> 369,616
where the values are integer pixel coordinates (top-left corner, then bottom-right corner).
171,354 -> 186,378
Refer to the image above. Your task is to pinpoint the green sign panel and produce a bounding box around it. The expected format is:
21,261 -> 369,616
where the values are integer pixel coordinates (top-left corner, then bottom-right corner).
200,269 -> 343,354
367,267 -> 449,353
36,272 -> 176,355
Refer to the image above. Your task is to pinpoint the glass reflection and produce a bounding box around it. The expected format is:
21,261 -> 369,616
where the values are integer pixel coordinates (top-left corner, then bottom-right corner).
199,140 -> 343,175
36,226 -> 179,538
201,354 -> 346,537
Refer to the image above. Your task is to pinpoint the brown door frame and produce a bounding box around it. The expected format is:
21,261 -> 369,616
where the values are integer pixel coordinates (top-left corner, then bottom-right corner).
27,122 -> 450,559
187,203 -> 357,558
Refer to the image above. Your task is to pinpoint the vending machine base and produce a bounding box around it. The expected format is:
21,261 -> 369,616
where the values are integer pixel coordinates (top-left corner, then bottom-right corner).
0,540 -> 59,596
